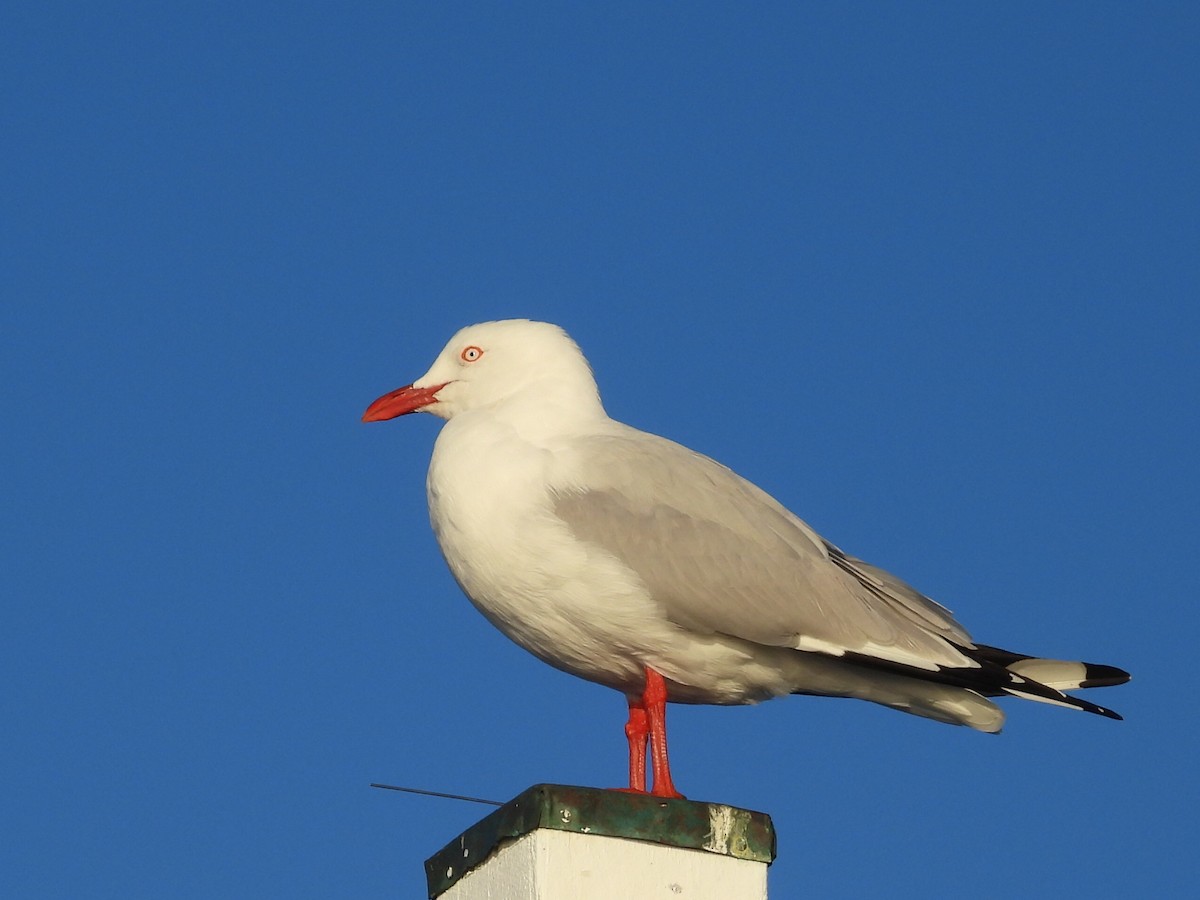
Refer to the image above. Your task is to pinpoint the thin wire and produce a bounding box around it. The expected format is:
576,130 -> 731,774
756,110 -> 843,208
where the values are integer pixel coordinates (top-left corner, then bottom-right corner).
369,783 -> 504,807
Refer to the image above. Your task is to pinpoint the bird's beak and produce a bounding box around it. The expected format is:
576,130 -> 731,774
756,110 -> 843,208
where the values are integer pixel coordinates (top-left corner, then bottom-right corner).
362,383 -> 447,422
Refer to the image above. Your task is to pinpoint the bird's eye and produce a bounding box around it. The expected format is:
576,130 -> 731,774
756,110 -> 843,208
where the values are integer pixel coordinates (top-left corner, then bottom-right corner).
460,345 -> 483,363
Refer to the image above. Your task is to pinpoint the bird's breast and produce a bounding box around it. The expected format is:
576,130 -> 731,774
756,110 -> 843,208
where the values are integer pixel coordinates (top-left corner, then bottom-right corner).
422,415 -> 668,690
426,415 -> 590,615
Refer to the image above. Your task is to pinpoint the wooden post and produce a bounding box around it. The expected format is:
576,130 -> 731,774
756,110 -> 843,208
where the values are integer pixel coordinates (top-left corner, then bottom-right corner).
425,784 -> 775,899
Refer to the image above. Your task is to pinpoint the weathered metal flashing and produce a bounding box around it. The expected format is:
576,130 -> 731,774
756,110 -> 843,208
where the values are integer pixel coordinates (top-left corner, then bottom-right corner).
425,783 -> 776,898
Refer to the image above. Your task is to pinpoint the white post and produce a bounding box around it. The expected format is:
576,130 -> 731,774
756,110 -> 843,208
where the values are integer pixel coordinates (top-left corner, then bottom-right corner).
425,784 -> 775,900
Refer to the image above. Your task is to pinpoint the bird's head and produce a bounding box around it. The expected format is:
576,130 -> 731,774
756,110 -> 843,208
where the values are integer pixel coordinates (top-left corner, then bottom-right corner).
362,319 -> 603,423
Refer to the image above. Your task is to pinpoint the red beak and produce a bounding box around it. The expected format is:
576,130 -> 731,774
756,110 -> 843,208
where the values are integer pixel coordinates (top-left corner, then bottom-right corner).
361,383 -> 447,422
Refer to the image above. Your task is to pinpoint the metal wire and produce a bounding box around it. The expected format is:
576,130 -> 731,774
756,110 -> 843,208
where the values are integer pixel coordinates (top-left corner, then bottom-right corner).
369,782 -> 504,807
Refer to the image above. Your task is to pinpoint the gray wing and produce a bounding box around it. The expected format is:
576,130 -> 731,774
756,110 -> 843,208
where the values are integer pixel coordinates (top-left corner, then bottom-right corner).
553,427 -> 975,670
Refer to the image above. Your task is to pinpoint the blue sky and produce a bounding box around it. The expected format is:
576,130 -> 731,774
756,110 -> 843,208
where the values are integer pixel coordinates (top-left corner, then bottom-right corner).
3,3 -> 1196,897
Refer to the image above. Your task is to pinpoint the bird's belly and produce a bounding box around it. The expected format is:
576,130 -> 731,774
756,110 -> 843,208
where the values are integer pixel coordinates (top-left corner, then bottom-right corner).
432,507 -> 651,691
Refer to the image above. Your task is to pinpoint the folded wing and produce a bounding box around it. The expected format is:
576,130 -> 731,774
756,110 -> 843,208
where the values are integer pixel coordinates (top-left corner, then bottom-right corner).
553,428 -> 978,672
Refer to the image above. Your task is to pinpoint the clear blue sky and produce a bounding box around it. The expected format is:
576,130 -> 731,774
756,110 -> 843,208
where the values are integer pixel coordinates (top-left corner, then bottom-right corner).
3,3 -> 1196,897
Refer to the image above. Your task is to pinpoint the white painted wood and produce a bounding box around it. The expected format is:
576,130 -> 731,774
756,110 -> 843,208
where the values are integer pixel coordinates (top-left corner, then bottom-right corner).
440,828 -> 769,900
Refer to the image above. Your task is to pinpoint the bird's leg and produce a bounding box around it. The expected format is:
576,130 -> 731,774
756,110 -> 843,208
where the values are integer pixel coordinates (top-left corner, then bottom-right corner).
624,695 -> 648,793
643,666 -> 684,799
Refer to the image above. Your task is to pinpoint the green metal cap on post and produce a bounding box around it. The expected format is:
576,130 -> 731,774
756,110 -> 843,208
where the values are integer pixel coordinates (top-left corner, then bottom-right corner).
425,783 -> 776,898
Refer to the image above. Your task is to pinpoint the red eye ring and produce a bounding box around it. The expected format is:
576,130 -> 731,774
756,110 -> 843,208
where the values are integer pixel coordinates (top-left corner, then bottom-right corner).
460,345 -> 483,362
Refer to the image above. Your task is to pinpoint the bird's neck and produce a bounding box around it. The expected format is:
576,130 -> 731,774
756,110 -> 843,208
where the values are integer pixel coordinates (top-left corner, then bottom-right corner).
481,389 -> 609,444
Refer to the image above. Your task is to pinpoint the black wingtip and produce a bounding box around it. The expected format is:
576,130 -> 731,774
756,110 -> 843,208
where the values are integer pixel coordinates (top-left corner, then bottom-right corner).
1080,663 -> 1131,689
1067,693 -> 1124,720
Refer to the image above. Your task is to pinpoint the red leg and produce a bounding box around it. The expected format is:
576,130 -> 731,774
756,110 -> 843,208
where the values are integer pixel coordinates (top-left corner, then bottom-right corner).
624,696 -> 648,792
643,667 -> 684,799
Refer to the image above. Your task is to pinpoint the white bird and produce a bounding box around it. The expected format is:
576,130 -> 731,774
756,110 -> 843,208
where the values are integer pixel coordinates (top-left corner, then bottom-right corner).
363,319 -> 1128,797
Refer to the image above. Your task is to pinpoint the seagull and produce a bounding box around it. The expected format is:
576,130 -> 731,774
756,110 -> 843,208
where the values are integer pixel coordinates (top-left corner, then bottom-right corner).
363,319 -> 1129,798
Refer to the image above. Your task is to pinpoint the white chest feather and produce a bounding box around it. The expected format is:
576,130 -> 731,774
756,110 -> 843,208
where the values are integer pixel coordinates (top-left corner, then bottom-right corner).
424,413 -> 670,690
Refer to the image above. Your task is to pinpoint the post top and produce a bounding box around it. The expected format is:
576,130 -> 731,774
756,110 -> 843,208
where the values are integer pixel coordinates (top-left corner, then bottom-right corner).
425,783 -> 776,897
